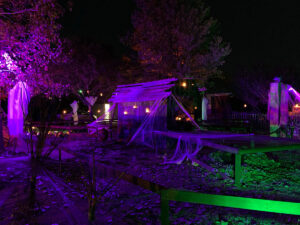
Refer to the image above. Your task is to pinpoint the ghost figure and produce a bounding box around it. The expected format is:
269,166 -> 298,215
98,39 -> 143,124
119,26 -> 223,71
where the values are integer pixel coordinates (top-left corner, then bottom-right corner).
85,96 -> 98,114
70,101 -> 79,125
7,81 -> 30,151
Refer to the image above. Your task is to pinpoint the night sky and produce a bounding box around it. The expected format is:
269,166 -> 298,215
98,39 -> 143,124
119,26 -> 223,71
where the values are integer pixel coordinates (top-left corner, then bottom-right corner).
62,0 -> 300,74
209,0 -> 300,73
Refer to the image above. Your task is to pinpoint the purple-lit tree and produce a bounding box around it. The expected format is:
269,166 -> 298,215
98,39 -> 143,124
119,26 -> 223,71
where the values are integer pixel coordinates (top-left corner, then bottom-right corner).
124,0 -> 231,82
0,0 -> 70,216
0,0 -> 69,152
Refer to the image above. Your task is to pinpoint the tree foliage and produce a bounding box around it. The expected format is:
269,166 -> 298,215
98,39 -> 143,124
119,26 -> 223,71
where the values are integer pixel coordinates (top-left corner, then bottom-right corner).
0,0 -> 68,96
125,0 -> 231,82
52,41 -> 122,103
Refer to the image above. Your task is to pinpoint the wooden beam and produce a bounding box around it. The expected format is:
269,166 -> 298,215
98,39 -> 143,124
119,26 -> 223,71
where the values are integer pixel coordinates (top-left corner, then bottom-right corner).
239,144 -> 300,154
201,140 -> 239,154
161,189 -> 300,222
171,94 -> 202,130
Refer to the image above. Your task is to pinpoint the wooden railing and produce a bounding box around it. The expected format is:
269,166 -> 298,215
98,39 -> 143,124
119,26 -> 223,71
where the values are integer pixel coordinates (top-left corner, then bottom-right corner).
66,150 -> 300,225
160,189 -> 300,225
230,112 -> 269,132
231,112 -> 267,121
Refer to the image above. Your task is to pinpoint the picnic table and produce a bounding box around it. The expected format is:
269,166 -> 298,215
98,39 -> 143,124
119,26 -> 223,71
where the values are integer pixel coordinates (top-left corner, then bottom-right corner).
153,130 -> 300,186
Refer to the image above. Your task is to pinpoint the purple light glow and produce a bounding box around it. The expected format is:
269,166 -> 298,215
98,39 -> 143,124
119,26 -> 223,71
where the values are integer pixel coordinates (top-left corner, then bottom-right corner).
288,87 -> 300,101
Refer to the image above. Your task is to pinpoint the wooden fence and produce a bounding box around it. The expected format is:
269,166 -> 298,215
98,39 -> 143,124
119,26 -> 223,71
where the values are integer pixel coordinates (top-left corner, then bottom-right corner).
230,112 -> 269,133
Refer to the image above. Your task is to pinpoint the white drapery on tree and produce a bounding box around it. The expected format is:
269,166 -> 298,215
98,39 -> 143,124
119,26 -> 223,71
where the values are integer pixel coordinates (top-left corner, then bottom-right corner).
8,81 -> 30,137
85,96 -> 98,114
201,95 -> 208,121
70,100 -> 79,125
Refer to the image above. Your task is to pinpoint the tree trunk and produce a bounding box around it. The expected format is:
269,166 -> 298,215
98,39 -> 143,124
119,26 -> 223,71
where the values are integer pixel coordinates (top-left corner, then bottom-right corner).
29,159 -> 37,209
88,203 -> 96,222
88,149 -> 97,222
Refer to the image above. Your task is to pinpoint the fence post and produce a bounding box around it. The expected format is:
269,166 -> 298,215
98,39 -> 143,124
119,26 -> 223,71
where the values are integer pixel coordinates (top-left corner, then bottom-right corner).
161,190 -> 170,225
235,153 -> 242,187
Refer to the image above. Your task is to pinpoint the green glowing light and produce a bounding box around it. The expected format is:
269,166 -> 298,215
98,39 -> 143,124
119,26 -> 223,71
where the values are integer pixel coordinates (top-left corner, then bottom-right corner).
160,189 -> 300,225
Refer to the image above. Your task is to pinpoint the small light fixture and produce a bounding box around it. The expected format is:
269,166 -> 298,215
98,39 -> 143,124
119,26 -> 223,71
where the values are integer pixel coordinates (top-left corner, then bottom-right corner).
243,104 -> 247,108
97,109 -> 101,113
175,116 -> 182,121
63,110 -> 67,114
295,104 -> 300,108
124,111 -> 128,115
100,93 -> 103,97
194,106 -> 197,110
145,107 -> 150,113
181,82 -> 187,88
133,105 -> 138,109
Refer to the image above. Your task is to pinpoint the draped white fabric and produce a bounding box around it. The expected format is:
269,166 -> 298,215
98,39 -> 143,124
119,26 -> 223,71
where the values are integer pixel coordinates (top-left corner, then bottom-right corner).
70,101 -> 79,125
8,81 -> 30,136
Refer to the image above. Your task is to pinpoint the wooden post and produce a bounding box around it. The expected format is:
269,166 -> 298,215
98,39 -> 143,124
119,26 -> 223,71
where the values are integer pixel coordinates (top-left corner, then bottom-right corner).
161,191 -> 170,225
59,147 -> 62,175
250,139 -> 255,148
235,153 -> 242,187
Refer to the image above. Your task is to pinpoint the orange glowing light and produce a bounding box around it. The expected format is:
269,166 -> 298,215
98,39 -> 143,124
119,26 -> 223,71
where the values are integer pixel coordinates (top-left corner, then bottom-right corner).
145,107 -> 150,113
181,82 -> 187,88
124,111 -> 128,115
63,110 -> 67,114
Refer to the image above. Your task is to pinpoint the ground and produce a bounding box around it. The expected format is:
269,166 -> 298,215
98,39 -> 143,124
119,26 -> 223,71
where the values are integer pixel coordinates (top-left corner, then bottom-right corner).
0,133 -> 299,224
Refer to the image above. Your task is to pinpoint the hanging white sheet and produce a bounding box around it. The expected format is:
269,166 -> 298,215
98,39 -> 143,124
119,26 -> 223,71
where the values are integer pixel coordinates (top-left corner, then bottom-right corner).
7,81 -> 30,136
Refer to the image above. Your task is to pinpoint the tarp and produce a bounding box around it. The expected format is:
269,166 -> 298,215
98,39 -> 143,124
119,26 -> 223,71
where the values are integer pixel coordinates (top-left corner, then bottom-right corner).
7,81 -> 30,136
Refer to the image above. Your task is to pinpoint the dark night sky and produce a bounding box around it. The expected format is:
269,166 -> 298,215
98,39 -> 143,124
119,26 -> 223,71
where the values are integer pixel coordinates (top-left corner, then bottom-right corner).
62,0 -> 300,74
209,0 -> 300,73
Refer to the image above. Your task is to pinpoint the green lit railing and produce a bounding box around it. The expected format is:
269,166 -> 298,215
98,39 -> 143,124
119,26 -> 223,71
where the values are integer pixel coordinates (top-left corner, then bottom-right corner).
160,189 -> 300,225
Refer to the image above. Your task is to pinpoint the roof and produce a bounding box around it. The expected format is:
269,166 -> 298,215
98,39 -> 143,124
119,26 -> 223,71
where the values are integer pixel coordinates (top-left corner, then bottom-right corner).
108,78 -> 177,103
